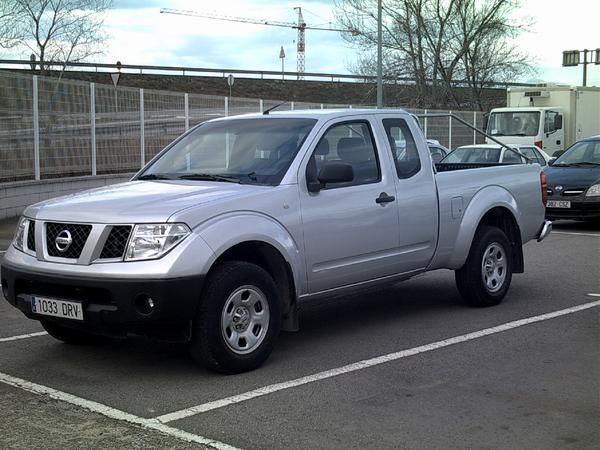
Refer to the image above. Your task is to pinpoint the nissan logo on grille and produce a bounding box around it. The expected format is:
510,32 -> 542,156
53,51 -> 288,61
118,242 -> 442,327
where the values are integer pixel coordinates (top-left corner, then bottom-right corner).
55,230 -> 73,252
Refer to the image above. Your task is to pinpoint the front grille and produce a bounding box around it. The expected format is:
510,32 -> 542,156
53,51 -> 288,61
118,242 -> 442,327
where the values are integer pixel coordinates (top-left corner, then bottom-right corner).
100,226 -> 132,259
46,223 -> 92,259
27,220 -> 36,252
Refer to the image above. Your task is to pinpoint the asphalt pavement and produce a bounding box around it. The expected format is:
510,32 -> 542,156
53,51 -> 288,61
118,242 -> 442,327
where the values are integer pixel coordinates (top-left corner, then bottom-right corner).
0,219 -> 598,449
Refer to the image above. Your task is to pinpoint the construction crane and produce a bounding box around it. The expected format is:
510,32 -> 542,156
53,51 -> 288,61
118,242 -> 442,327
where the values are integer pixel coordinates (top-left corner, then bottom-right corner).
160,7 -> 350,80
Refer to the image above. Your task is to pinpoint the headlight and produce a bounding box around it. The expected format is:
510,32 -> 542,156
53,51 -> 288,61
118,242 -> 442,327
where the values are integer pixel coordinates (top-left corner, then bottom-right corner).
585,184 -> 600,197
12,217 -> 29,252
125,223 -> 191,261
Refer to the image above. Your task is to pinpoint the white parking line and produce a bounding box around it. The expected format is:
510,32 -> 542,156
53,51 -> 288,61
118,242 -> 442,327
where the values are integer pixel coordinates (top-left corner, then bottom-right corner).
0,331 -> 48,343
553,231 -> 600,237
155,299 -> 600,424
0,371 -> 239,450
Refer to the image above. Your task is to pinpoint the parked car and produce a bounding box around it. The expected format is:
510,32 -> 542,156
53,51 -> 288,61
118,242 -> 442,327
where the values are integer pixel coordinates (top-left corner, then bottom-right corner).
426,139 -> 450,163
1,109 -> 550,373
441,144 -> 551,166
544,135 -> 600,222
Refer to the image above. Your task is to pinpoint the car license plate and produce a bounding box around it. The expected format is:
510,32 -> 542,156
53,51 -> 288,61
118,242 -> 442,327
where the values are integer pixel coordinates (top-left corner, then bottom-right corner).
31,296 -> 84,321
547,200 -> 571,209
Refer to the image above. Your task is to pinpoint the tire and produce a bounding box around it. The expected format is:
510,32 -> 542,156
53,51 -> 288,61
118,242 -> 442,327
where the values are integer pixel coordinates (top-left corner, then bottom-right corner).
455,226 -> 513,307
190,261 -> 281,374
41,320 -> 104,345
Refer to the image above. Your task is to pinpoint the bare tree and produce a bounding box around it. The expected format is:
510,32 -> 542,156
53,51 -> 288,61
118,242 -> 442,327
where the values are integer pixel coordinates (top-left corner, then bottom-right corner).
335,0 -> 534,110
0,1 -> 22,50
11,0 -> 112,73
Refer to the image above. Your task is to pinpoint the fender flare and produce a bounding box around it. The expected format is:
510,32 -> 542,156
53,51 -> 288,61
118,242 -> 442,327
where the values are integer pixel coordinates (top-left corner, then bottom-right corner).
195,211 -> 305,296
448,185 -> 520,270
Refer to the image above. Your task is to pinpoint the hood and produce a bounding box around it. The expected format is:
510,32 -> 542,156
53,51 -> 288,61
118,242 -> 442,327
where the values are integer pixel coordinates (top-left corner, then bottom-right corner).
543,166 -> 600,188
26,180 -> 271,224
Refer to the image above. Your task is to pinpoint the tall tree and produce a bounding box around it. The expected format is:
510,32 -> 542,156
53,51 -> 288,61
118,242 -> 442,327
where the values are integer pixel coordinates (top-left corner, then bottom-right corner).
0,1 -> 22,50
10,0 -> 112,73
335,0 -> 533,110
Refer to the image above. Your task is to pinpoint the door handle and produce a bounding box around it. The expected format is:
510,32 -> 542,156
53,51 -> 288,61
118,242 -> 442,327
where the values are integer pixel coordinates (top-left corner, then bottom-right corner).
376,192 -> 396,204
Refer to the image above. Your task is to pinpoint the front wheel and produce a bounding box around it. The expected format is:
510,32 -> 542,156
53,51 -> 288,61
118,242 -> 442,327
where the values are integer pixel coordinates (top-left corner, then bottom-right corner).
455,226 -> 513,307
190,261 -> 281,374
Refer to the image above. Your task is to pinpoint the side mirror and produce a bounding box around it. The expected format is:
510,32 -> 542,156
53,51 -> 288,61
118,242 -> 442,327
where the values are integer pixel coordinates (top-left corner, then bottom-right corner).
554,114 -> 563,130
307,162 -> 354,192
548,158 -> 555,166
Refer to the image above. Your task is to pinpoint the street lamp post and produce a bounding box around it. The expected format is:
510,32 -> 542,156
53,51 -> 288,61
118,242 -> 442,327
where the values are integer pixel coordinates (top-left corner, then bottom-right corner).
279,46 -> 286,81
562,48 -> 600,86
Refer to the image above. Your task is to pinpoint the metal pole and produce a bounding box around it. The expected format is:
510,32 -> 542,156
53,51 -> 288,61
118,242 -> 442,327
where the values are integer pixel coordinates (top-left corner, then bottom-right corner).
448,111 -> 452,149
583,49 -> 588,87
140,88 -> 145,167
376,0 -> 383,108
259,99 -> 263,113
424,109 -> 428,138
291,101 -> 295,110
91,83 -> 96,176
473,111 -> 477,145
224,96 -> 229,117
32,75 -> 40,181
184,93 -> 189,131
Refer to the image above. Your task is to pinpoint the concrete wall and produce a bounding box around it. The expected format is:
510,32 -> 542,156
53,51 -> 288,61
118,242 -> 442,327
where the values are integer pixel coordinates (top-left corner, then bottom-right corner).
0,174 -> 133,220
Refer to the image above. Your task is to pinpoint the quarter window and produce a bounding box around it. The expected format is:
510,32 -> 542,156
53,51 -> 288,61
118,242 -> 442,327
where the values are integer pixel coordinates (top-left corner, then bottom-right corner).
382,118 -> 421,178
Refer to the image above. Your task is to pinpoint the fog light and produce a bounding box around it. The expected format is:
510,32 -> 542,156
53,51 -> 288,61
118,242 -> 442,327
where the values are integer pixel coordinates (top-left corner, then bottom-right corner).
135,295 -> 156,316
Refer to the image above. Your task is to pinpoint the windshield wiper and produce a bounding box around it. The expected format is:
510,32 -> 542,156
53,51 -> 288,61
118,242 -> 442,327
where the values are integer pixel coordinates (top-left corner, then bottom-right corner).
137,173 -> 174,180
177,173 -> 241,183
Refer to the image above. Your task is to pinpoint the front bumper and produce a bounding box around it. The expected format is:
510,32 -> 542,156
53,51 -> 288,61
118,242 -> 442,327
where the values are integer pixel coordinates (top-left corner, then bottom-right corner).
1,262 -> 204,339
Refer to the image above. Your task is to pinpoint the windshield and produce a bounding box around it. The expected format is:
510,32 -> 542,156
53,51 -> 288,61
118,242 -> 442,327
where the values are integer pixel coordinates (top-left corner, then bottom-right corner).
442,147 -> 501,163
140,117 -> 317,185
487,111 -> 540,137
553,140 -> 600,166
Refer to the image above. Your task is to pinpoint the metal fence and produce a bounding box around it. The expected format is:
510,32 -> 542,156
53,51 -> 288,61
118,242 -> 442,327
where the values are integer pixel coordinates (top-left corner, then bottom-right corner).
0,71 -> 485,183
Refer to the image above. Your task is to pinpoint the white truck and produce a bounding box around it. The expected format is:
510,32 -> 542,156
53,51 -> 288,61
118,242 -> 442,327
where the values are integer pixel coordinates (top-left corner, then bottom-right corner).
486,85 -> 600,155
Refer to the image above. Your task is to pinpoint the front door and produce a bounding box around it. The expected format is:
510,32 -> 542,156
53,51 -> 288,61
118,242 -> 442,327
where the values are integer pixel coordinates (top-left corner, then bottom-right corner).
299,119 -> 400,294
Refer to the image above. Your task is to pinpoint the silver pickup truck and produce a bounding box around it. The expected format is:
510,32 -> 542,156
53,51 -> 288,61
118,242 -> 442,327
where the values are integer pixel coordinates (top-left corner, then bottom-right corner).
1,109 -> 551,373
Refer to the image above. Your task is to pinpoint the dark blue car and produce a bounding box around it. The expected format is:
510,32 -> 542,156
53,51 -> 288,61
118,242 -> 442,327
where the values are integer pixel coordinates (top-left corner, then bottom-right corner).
544,135 -> 600,222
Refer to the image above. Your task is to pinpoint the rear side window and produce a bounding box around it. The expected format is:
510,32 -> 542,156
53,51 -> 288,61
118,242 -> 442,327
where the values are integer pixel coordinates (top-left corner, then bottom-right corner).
521,147 -> 545,165
382,119 -> 421,178
306,121 -> 380,189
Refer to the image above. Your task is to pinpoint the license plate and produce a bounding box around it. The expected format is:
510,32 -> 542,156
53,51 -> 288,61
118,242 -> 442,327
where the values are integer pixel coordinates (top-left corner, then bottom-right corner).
547,200 -> 571,209
31,296 -> 84,321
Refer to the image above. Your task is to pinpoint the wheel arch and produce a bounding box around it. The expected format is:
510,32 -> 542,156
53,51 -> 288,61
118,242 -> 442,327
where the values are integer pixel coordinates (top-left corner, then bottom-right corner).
449,187 -> 524,272
197,213 -> 304,331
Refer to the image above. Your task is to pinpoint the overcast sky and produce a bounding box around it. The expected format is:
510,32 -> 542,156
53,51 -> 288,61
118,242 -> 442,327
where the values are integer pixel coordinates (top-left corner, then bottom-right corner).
13,0 -> 600,86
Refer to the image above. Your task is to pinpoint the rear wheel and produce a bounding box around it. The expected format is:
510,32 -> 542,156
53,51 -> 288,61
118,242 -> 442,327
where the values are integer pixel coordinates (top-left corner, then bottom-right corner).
455,226 -> 513,307
190,261 -> 280,374
41,320 -> 104,345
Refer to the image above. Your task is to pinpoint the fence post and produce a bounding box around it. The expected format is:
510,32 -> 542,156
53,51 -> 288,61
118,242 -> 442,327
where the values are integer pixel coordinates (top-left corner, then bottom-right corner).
320,103 -> 324,109
448,111 -> 452,149
184,93 -> 189,131
424,109 -> 428,138
224,97 -> 229,117
473,111 -> 477,144
32,75 -> 40,180
90,83 -> 96,176
140,88 -> 145,168
259,99 -> 263,112
291,101 -> 294,110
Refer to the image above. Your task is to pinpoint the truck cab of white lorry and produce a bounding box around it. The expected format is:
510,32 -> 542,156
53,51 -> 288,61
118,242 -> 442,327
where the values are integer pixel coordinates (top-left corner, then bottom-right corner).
485,107 -> 564,155
485,85 -> 600,155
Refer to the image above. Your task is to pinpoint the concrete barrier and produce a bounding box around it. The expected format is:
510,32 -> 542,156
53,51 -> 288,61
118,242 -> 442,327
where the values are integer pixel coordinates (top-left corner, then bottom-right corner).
0,174 -> 133,220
